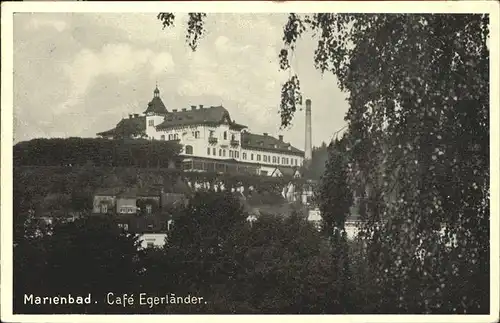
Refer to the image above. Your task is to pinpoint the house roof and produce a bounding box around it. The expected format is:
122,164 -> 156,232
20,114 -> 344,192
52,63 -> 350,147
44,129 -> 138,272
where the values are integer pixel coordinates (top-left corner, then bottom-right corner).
144,96 -> 168,115
97,116 -> 146,138
277,167 -> 299,177
241,133 -> 304,156
156,105 -> 247,130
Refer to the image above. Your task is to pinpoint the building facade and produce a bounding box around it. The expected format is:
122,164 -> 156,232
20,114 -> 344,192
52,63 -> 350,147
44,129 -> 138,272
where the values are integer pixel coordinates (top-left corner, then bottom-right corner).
97,87 -> 305,176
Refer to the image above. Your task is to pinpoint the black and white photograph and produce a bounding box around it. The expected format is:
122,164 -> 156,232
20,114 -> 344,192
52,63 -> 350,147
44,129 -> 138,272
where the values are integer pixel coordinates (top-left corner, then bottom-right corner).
1,1 -> 499,321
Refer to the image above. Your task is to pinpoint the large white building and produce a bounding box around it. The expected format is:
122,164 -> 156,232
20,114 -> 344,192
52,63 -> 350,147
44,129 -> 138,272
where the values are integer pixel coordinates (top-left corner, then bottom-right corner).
97,86 -> 306,176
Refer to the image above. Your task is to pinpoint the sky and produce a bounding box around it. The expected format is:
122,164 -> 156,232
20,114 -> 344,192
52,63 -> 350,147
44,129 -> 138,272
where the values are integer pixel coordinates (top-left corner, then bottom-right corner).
13,12 -> 349,149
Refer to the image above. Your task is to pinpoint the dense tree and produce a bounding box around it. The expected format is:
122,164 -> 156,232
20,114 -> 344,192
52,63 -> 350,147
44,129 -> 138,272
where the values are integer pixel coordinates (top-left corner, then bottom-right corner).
45,217 -> 142,313
300,142 -> 329,180
165,191 -> 248,312
13,138 -> 181,168
281,13 -> 490,314
158,12 -> 491,313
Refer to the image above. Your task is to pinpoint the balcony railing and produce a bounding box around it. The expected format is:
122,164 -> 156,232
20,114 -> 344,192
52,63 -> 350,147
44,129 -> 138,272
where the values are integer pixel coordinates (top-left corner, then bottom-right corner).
230,140 -> 240,146
208,137 -> 218,144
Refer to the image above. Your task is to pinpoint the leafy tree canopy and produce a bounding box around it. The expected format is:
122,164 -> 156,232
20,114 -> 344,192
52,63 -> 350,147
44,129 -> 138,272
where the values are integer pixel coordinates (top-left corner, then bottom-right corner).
158,12 -> 491,313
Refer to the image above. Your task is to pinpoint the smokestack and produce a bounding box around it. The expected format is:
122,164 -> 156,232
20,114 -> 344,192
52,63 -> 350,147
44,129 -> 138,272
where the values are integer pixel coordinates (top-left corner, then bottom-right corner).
305,99 -> 312,161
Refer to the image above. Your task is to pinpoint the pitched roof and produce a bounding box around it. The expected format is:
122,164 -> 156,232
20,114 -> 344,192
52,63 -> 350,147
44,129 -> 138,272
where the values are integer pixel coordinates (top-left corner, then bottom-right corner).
277,167 -> 299,177
156,105 -> 247,130
144,96 -> 168,115
97,116 -> 146,138
241,133 -> 304,156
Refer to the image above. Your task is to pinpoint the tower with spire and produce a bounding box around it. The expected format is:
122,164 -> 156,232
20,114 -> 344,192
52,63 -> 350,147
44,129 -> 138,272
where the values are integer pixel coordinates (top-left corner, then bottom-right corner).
144,85 -> 169,139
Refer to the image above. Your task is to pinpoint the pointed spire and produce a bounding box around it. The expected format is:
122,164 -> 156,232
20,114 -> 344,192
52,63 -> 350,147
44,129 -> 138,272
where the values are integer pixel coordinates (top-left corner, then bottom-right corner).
154,81 -> 160,97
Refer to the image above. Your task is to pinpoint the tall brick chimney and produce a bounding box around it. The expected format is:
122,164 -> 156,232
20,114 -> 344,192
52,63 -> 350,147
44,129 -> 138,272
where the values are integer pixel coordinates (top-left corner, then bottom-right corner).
305,99 -> 312,161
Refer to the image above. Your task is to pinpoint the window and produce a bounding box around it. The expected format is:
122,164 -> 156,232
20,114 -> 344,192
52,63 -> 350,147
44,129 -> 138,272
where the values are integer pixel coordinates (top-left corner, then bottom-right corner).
146,205 -> 152,214
101,204 -> 108,213
224,131 -> 227,140
231,134 -> 235,140
268,155 -> 271,162
282,157 -> 286,164
147,242 -> 154,248
229,151 -> 233,158
243,152 -> 247,160
263,155 -> 267,162
148,120 -> 154,126
213,148 -> 216,155
223,150 -> 226,157
235,151 -> 239,158
174,134 -> 179,140
272,156 -> 276,163
194,131 -> 200,139
251,154 -> 254,160
209,130 -> 215,137
207,147 -> 211,155
160,135 -> 165,140
185,145 -> 194,155
168,134 -> 172,140
257,155 -> 261,161
147,224 -> 154,230
295,159 -> 298,166
219,149 -> 222,156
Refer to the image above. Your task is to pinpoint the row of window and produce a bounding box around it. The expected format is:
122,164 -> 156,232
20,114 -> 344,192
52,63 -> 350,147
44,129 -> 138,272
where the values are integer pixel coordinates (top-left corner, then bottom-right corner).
204,146 -> 300,166
241,152 -> 299,166
158,131 -> 232,141
182,160 -> 258,174
208,130 -> 237,141
206,147 -> 240,158
160,134 -> 179,141
100,204 -> 154,214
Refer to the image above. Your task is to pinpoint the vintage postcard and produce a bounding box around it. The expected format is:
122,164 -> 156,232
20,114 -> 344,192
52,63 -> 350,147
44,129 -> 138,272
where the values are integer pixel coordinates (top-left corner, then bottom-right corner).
1,1 -> 499,323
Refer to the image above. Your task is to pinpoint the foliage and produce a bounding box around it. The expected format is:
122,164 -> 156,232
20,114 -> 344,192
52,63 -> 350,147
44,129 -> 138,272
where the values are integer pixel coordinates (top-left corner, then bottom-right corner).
13,137 -> 182,168
14,216 -> 143,314
281,13 -> 490,313
158,13 -> 207,52
158,12 -> 491,314
14,190 -> 349,314
318,138 -> 352,236
303,142 -> 330,180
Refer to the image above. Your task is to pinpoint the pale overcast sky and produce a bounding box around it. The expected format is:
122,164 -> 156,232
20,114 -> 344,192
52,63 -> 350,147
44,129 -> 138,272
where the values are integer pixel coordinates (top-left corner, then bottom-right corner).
13,12 -> 349,149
